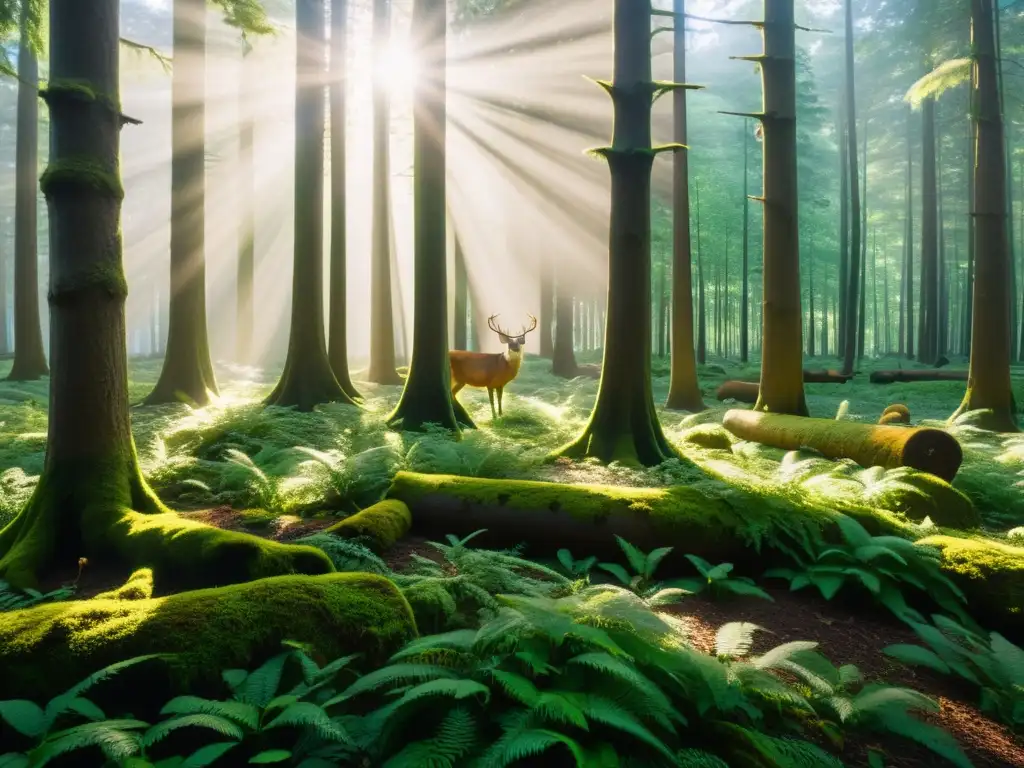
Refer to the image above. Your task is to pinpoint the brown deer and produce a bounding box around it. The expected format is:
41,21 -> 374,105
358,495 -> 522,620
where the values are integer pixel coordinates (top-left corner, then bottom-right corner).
449,314 -> 537,419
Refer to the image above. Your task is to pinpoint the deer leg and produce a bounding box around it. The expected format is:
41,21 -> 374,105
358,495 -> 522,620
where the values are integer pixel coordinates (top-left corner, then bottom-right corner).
451,381 -> 466,396
487,388 -> 497,420
497,387 -> 504,416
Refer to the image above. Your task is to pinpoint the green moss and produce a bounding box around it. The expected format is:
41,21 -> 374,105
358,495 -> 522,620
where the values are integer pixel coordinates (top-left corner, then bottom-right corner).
323,500 -> 411,553
919,535 -> 1024,633
680,424 -> 734,451
48,261 -> 129,303
385,471 -> 899,562
0,572 -> 417,701
94,567 -> 154,601
865,470 -> 981,529
39,157 -> 124,200
0,454 -> 333,591
40,79 -> 122,114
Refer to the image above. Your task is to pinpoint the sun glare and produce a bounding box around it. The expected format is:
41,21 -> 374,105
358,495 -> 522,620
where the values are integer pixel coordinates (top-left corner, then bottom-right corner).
375,40 -> 420,94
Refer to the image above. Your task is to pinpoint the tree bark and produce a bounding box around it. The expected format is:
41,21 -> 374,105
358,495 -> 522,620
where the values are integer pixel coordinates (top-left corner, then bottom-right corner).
454,233 -> 469,351
904,107 -> 915,359
838,104 -> 849,360
841,0 -> 860,376
952,0 -> 1018,432
0,0 -> 331,589
236,42 -> 255,365
918,96 -> 939,364
0,235 -> 8,355
327,0 -> 361,400
367,0 -> 402,384
387,0 -> 473,432
8,11 -> 48,382
963,94 -> 975,356
266,0 -> 356,411
696,179 -> 706,365
806,237 -> 815,357
555,0 -> 680,466
551,262 -> 578,377
754,0 -> 807,415
665,0 -> 704,409
538,252 -> 553,357
741,119 -> 750,363
145,0 -> 217,405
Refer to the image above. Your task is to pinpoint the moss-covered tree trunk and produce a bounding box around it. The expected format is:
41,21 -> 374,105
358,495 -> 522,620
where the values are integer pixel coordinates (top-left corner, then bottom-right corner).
951,0 -> 1018,432
554,0 -> 687,466
327,0 -> 361,400
387,0 -> 473,432
366,0 -> 402,385
236,42 -> 255,365
918,95 -> 939,364
453,234 -> 468,350
538,254 -> 553,358
0,0 -> 333,590
665,0 -> 704,410
753,0 -> 807,415
8,10 -> 48,382
145,0 -> 217,405
266,0 -> 355,411
551,264 -> 578,377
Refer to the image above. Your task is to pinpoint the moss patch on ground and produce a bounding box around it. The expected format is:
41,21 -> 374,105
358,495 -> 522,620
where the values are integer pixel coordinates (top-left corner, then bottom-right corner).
323,499 -> 411,552
919,534 -> 1024,634
0,572 -> 417,701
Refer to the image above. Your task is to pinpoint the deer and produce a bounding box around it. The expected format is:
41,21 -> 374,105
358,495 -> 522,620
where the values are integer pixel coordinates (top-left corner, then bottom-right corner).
449,314 -> 537,420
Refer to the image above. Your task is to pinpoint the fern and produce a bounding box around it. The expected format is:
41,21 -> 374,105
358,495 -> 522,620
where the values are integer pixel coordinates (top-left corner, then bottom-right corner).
905,57 -> 971,107
0,579 -> 75,613
295,533 -> 391,576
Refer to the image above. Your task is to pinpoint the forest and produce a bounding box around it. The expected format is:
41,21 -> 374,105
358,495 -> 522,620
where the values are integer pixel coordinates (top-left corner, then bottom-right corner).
0,0 -> 1023,765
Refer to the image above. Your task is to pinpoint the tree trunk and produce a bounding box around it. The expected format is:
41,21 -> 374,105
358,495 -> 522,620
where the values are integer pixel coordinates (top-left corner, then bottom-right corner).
663,0 -> 704,411
858,115 -> 867,360
724,228 -> 730,357
696,181 -> 706,365
266,0 -> 355,411
754,0 -> 807,415
236,42 -> 255,365
0,237 -> 8,355
538,253 -> 553,357
387,0 -> 473,432
821,259 -> 829,356
872,227 -> 878,357
555,0 -> 680,466
714,263 -> 721,357
740,119 -> 750,363
963,95 -> 975,356
883,235 -> 891,355
952,0 -> 1018,432
807,238 -> 815,357
367,0 -> 401,384
918,95 -> 939,364
453,233 -> 468,351
8,11 -> 48,382
551,262 -> 578,377
838,104 -> 849,359
327,0 -> 361,400
904,108 -> 915,359
994,3 -> 1017,360
0,0 -> 331,589
145,0 -> 217,404
937,125 -> 948,358
841,0 -> 860,376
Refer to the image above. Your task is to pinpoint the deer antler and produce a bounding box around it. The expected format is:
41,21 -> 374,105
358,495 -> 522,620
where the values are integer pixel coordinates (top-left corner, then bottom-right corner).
487,315 -> 507,336
521,314 -> 538,335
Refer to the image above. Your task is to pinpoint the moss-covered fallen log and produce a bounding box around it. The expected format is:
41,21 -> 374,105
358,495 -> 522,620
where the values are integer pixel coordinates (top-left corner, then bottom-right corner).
323,500 -> 411,553
802,369 -> 855,383
722,409 -> 963,482
386,471 -> 902,563
879,404 -> 911,425
387,472 -> 1021,636
869,369 -> 968,384
0,572 -> 416,703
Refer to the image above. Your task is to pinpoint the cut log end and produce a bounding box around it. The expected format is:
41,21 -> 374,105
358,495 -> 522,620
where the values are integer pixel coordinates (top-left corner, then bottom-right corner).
902,429 -> 964,484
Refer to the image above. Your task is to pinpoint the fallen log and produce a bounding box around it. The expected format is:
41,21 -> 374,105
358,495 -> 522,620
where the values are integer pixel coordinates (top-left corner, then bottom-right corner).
722,409 -> 962,482
879,404 -> 911,425
869,369 -> 967,384
717,370 -> 855,402
386,471 -> 1020,637
715,380 -> 760,402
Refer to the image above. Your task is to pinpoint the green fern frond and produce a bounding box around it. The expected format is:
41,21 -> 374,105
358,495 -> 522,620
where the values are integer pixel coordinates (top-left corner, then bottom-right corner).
714,622 -> 761,658
906,58 -> 971,108
382,707 -> 478,767
31,720 -> 147,764
479,726 -> 586,768
531,691 -> 589,730
331,663 -> 459,703
677,749 -> 730,768
576,695 -> 677,759
143,713 -> 244,746
264,701 -> 351,743
489,669 -> 541,706
159,696 -> 260,730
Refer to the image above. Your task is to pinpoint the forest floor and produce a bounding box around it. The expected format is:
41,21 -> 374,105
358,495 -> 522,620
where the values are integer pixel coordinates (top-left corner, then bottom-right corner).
1,353 -> 1023,766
